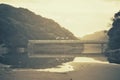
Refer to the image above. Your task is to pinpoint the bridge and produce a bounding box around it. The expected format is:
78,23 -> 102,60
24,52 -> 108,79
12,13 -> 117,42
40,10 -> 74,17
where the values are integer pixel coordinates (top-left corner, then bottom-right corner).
27,40 -> 108,57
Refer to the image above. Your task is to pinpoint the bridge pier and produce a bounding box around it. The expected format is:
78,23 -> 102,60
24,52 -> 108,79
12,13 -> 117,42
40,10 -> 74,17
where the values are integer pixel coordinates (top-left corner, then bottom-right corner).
101,43 -> 107,54
101,44 -> 104,54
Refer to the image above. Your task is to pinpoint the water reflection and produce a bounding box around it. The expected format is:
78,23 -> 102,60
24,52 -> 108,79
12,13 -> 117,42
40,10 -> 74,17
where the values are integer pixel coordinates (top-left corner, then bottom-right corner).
73,57 -> 108,63
13,57 -> 108,72
35,57 -> 108,72
37,62 -> 74,72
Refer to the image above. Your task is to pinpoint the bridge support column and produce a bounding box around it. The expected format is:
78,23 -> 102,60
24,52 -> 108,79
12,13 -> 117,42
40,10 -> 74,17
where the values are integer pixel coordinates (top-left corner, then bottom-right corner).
101,43 -> 104,54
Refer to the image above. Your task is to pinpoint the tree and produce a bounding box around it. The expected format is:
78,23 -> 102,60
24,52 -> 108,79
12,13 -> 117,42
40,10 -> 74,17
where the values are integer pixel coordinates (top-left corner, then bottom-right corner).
107,11 -> 120,50
106,11 -> 120,64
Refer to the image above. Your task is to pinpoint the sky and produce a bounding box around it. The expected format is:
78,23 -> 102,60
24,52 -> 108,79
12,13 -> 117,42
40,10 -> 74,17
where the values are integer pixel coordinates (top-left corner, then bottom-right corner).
0,0 -> 120,37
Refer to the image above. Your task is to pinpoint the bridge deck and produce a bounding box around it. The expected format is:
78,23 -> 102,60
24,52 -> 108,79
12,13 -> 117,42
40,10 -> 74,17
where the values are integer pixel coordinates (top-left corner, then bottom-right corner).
28,40 -> 107,57
29,53 -> 105,58
29,40 -> 108,44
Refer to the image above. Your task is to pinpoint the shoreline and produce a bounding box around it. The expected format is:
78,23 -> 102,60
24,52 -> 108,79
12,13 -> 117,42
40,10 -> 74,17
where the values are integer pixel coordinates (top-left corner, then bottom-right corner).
1,62 -> 120,80
3,62 -> 120,80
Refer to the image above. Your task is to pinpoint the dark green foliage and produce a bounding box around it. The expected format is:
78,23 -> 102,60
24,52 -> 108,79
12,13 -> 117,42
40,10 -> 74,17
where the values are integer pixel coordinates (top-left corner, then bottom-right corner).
0,4 -> 77,48
106,11 -> 120,64
108,11 -> 120,50
105,49 -> 120,64
0,4 -> 77,67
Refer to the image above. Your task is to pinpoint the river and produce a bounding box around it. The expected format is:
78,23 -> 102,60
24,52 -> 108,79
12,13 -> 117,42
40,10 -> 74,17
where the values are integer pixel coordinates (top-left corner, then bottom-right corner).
1,56 -> 120,80
12,56 -> 108,72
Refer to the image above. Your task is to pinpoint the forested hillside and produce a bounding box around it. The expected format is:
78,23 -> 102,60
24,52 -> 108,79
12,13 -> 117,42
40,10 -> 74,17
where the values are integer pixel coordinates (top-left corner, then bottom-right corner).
0,4 -> 77,68
0,4 -> 77,48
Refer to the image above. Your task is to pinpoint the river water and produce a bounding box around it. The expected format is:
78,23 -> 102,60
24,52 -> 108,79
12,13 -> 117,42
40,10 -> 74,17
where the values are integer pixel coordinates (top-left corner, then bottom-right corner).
13,57 -> 108,72
1,57 -> 120,80
12,44 -> 108,72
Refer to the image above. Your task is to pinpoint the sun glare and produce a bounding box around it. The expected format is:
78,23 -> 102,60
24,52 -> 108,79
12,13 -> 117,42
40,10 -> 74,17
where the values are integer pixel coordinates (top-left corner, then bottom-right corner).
73,57 -> 108,63
34,57 -> 108,72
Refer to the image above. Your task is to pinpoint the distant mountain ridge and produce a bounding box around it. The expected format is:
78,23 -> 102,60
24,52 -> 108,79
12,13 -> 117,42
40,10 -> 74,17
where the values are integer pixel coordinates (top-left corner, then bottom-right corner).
81,30 -> 108,41
0,4 -> 77,47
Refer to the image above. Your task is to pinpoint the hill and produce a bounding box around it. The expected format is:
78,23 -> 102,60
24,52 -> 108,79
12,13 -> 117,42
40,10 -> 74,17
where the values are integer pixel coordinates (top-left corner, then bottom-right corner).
80,30 -> 108,53
81,30 -> 108,41
0,4 -> 78,68
0,4 -> 77,47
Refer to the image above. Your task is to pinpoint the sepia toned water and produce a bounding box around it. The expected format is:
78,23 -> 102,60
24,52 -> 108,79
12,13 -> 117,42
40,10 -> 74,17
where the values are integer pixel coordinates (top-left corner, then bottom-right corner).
12,56 -> 108,72
1,57 -> 120,80
1,45 -> 120,80
7,44 -> 109,72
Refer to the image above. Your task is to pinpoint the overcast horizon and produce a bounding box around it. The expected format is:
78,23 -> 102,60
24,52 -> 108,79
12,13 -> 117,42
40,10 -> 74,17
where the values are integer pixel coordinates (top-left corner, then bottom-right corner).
0,0 -> 120,37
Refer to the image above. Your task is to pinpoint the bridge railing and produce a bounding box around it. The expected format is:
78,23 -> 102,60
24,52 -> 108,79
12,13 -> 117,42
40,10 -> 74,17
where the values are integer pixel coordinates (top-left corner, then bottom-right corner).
27,40 -> 108,57
28,40 -> 108,44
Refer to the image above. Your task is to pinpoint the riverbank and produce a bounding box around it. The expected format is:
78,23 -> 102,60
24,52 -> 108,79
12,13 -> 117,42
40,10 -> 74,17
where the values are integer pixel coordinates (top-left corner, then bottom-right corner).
1,63 -> 120,80
1,57 -> 120,80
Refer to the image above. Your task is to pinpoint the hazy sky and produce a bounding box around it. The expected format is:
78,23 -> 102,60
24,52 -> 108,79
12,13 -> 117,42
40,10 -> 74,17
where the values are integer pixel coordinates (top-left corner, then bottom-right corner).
0,0 -> 120,37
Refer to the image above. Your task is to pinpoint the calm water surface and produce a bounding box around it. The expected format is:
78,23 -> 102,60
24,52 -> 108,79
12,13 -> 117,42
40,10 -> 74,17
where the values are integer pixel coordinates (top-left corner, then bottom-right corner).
13,57 -> 108,72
